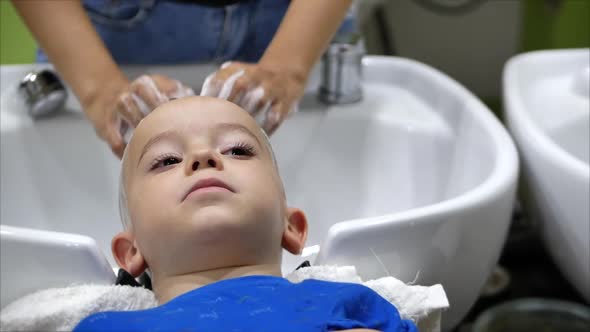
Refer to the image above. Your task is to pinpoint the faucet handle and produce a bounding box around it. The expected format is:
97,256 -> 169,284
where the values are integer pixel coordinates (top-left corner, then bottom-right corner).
19,69 -> 68,118
318,41 -> 364,104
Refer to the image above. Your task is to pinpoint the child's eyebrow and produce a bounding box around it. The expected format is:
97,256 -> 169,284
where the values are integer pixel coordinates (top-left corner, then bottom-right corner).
137,130 -> 181,166
213,122 -> 263,148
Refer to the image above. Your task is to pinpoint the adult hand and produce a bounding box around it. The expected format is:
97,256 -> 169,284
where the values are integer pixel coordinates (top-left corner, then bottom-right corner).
83,74 -> 194,158
201,61 -> 306,135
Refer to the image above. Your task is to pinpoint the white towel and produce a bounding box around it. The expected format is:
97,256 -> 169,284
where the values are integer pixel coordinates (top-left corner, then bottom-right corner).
0,284 -> 155,332
1,266 -> 448,332
287,266 -> 449,332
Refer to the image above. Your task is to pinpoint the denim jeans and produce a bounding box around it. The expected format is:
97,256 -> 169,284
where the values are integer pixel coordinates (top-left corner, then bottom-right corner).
37,0 -> 290,64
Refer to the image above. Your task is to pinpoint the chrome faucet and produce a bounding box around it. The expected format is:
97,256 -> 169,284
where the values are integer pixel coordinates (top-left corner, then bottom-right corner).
19,69 -> 68,118
318,32 -> 364,105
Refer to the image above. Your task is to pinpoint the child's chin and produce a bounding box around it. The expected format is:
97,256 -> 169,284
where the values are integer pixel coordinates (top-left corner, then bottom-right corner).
187,205 -> 245,228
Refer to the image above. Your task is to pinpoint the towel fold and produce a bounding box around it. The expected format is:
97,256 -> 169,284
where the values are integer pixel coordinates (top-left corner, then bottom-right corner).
0,284 -> 155,332
287,265 -> 449,332
1,265 -> 448,332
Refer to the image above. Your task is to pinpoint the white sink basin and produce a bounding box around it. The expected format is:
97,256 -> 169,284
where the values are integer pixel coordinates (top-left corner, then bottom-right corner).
503,49 -> 590,301
0,56 -> 518,330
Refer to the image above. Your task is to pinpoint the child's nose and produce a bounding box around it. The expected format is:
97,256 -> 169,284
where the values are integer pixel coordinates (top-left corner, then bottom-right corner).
185,149 -> 223,174
191,159 -> 216,171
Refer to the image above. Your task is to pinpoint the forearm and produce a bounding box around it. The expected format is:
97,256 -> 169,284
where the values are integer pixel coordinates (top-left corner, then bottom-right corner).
259,0 -> 352,81
12,0 -> 128,107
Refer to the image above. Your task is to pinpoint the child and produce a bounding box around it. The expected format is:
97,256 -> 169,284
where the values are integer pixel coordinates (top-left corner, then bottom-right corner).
74,96 -> 417,332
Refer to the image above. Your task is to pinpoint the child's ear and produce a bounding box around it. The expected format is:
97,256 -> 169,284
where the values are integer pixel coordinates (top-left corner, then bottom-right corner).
282,208 -> 308,255
112,231 -> 147,278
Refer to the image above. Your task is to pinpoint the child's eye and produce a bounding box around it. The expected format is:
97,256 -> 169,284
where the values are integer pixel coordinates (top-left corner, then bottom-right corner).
230,147 -> 251,156
150,155 -> 182,170
223,142 -> 255,159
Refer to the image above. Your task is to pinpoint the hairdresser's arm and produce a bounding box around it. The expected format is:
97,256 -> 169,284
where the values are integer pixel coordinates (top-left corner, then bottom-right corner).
259,0 -> 352,83
206,0 -> 352,133
12,0 -> 192,158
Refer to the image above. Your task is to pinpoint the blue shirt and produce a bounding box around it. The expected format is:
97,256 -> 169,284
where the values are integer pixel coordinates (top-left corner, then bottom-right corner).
74,275 -> 418,332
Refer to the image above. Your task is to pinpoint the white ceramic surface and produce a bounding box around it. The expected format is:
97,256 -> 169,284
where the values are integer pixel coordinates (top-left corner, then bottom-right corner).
0,57 -> 518,329
0,225 -> 115,308
503,49 -> 590,302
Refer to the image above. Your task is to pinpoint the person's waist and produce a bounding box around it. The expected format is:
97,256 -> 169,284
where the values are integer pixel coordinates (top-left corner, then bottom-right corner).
165,0 -> 243,7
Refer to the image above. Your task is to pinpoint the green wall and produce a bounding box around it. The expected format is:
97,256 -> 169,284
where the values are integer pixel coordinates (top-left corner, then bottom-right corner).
522,0 -> 590,51
0,1 -> 36,64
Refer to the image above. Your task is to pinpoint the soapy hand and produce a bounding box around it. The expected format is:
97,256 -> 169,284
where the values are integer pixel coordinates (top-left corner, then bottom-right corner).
201,61 -> 305,134
84,74 -> 194,158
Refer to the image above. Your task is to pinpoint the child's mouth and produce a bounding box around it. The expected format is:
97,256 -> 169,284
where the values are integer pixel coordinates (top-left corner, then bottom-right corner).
183,177 -> 234,201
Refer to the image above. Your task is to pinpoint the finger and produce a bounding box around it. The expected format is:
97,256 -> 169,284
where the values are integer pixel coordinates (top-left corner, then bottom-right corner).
262,103 -> 284,135
241,86 -> 264,114
218,69 -> 245,100
149,74 -> 186,96
110,136 -> 126,159
150,74 -> 195,99
169,80 -> 195,99
241,85 -> 274,117
289,101 -> 299,116
117,92 -> 144,127
227,75 -> 251,104
131,92 -> 154,116
130,75 -> 168,110
119,117 -> 132,143
106,116 -> 127,159
200,72 -> 221,96
227,68 -> 266,103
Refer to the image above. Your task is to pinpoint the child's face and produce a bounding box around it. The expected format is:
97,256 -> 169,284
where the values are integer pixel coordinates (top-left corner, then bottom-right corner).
118,96 -> 306,278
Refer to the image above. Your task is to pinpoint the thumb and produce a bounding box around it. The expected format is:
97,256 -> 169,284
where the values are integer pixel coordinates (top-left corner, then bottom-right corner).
262,103 -> 284,135
105,118 -> 127,159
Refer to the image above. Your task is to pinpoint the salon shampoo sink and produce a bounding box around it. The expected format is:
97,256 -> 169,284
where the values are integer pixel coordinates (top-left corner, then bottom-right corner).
1,57 -> 518,330
503,49 -> 590,302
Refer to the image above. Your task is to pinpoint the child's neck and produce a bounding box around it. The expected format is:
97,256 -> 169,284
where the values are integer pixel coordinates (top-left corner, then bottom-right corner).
153,263 -> 282,304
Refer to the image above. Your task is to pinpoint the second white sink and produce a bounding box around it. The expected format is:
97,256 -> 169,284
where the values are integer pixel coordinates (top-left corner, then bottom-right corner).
503,49 -> 590,302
